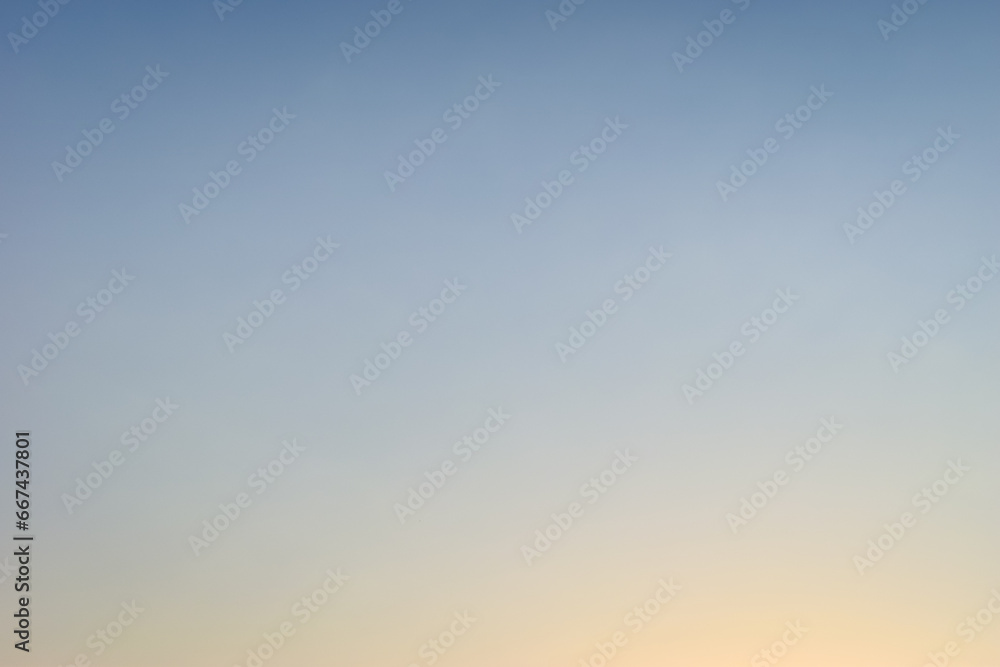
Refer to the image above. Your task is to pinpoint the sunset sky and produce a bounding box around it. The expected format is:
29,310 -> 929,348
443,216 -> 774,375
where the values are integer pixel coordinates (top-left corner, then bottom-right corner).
1,0 -> 999,665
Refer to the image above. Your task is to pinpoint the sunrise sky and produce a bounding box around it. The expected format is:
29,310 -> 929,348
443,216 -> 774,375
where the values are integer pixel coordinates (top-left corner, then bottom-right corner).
1,0 -> 999,665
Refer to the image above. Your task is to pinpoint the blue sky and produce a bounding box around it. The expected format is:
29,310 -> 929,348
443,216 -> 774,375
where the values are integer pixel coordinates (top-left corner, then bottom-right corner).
1,0 -> 999,665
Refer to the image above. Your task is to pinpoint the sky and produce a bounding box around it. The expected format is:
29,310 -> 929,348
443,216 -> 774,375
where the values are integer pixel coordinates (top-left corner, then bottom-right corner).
1,0 -> 999,665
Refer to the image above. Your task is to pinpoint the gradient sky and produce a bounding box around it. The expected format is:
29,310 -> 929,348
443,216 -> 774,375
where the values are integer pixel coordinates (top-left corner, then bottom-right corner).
1,0 -> 999,665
